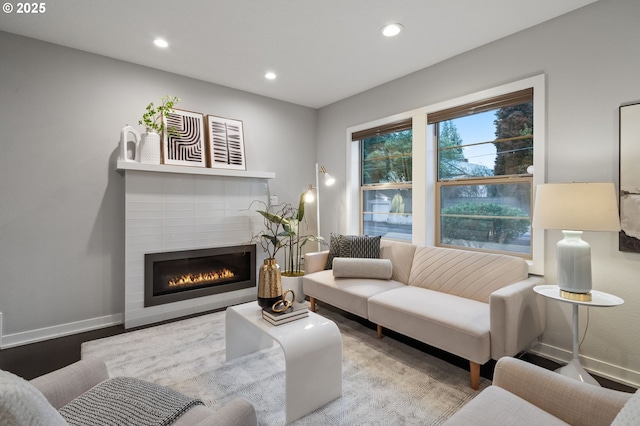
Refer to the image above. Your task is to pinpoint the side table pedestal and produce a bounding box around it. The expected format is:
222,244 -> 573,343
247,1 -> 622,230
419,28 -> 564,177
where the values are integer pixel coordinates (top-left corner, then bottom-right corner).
533,285 -> 623,386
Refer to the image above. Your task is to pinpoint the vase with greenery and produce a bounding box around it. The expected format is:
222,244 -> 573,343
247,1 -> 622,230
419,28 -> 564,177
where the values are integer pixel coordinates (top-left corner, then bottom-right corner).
137,95 -> 180,164
138,95 -> 180,135
252,192 -> 320,275
249,192 -> 320,307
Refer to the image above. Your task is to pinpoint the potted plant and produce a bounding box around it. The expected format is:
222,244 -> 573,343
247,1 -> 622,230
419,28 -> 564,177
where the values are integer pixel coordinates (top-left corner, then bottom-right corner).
249,192 -> 320,305
137,95 -> 180,164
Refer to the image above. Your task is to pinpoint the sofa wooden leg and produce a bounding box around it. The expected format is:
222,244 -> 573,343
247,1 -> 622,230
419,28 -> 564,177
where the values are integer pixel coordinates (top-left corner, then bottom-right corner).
377,325 -> 383,339
309,297 -> 316,312
470,361 -> 480,390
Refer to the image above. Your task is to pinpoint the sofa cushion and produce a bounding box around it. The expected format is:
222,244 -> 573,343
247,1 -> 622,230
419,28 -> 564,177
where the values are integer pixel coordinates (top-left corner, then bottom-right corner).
379,239 -> 417,285
0,369 -> 68,426
408,246 -> 528,303
303,269 -> 404,319
443,385 -> 569,426
324,234 -> 382,269
368,286 -> 491,364
332,258 -> 393,280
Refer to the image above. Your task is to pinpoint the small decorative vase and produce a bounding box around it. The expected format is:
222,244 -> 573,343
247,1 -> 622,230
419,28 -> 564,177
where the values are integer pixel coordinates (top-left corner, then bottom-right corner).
138,129 -> 161,164
258,258 -> 282,310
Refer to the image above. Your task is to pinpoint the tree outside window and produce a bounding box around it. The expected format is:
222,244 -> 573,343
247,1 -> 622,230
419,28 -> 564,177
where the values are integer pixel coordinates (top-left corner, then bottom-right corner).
434,92 -> 533,257
359,127 -> 412,241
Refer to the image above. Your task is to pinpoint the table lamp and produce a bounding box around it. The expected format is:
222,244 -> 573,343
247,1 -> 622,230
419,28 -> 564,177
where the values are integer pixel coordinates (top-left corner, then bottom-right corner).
532,182 -> 621,301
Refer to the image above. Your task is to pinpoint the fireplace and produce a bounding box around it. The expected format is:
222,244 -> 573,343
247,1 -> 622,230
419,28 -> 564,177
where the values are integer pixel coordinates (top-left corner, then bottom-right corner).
144,244 -> 256,307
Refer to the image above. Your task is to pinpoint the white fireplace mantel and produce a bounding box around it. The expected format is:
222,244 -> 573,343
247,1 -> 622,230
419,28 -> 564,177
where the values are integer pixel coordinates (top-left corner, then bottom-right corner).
117,159 -> 276,179
120,160 -> 272,329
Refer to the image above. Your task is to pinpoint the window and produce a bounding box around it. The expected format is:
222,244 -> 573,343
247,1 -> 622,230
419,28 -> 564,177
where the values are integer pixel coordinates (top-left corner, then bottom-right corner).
354,119 -> 412,240
431,88 -> 534,257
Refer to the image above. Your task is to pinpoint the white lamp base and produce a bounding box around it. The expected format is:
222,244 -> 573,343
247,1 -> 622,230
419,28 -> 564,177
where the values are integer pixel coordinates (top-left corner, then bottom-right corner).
557,230 -> 592,294
556,359 -> 600,386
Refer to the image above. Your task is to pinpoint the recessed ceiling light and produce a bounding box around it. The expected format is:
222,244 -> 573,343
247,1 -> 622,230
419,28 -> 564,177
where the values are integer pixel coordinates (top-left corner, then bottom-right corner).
153,38 -> 169,48
265,72 -> 277,80
381,23 -> 403,37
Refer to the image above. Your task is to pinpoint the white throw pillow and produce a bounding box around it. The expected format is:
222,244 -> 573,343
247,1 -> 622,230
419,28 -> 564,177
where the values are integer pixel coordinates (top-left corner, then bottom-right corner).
0,369 -> 68,426
611,389 -> 640,426
332,257 -> 393,280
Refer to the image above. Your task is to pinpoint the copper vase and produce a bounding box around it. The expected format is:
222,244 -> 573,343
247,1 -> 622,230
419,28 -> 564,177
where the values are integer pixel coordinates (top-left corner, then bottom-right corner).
258,258 -> 282,310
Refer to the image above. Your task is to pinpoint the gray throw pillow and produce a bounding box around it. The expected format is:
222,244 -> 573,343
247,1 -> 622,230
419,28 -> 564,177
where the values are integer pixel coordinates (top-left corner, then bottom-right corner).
324,234 -> 381,269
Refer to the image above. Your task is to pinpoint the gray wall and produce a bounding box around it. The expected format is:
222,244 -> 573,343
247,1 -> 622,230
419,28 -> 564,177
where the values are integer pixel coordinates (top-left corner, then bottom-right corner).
316,0 -> 640,385
1,0 -> 639,386
0,31 -> 317,342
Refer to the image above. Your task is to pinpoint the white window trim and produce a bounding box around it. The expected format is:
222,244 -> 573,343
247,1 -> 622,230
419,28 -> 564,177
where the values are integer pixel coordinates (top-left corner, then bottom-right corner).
346,74 -> 545,275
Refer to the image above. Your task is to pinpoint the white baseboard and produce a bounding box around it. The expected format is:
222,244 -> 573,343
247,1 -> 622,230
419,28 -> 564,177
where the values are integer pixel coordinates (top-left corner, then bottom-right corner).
530,342 -> 640,388
0,313 -> 123,350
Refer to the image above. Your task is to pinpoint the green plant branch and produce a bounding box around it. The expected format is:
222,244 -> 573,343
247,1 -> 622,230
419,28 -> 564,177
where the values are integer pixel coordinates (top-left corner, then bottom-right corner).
138,95 -> 180,135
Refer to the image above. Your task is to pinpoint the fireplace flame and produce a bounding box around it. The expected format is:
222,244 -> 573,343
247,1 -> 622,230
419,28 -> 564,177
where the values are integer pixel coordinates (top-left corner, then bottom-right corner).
168,268 -> 235,288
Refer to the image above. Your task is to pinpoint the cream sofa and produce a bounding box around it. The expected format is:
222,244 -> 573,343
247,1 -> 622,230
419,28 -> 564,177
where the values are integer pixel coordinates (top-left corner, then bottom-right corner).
0,358 -> 257,426
444,356 -> 635,425
303,239 -> 545,389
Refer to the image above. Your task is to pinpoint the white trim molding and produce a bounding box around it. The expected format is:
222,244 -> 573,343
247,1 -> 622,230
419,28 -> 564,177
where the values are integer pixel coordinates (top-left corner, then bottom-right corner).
0,313 -> 123,350
531,342 -> 640,388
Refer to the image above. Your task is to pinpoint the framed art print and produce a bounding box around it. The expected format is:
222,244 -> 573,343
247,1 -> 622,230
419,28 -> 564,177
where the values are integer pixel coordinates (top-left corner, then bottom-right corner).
619,103 -> 640,252
162,109 -> 206,167
206,115 -> 246,170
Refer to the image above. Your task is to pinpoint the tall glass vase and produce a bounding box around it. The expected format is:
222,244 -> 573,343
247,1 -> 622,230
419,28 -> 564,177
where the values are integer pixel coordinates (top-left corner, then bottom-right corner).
258,258 -> 282,310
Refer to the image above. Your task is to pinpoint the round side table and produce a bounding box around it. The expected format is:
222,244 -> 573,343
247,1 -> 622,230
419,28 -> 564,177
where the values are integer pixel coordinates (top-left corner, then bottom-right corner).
533,284 -> 624,386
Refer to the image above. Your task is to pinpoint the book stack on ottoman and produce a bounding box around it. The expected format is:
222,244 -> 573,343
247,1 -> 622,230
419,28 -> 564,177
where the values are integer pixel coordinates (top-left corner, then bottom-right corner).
262,302 -> 309,325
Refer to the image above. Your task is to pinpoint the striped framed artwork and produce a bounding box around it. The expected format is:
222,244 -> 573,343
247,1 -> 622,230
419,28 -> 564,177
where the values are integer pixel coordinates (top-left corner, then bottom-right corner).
162,109 -> 206,167
206,115 -> 246,170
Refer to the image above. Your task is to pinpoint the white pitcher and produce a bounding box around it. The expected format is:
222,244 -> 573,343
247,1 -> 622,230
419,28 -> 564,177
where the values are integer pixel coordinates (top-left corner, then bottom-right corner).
119,125 -> 140,162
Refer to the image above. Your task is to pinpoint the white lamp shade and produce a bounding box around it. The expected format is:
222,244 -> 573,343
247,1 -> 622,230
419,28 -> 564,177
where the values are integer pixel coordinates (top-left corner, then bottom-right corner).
532,182 -> 620,296
532,182 -> 621,232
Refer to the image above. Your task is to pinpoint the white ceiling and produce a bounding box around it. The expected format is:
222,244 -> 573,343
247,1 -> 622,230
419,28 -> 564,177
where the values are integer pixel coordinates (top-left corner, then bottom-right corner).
0,0 -> 597,108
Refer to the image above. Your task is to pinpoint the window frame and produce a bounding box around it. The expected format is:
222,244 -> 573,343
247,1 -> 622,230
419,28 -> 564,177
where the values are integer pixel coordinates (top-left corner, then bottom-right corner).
356,120 -> 413,241
346,74 -> 545,275
431,89 -> 534,259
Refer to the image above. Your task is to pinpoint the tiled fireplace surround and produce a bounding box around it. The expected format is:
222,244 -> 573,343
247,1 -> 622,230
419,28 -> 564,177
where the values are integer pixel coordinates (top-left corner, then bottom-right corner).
124,169 -> 269,329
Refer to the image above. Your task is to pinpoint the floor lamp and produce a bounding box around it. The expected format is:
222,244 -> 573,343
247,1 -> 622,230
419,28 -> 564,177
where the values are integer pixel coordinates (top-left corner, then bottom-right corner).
532,182 -> 621,301
305,163 -> 335,250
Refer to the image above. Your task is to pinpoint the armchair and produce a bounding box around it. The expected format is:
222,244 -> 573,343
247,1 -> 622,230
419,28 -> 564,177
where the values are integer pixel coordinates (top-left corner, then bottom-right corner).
444,357 -> 635,426
0,358 -> 257,426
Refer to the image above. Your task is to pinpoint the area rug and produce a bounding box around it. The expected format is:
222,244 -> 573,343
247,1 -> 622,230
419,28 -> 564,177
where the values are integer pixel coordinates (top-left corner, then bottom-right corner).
82,306 -> 490,425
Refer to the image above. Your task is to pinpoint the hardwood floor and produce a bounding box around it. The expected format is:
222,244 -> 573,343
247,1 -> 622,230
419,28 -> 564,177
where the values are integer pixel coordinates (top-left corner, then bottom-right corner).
0,305 -> 635,394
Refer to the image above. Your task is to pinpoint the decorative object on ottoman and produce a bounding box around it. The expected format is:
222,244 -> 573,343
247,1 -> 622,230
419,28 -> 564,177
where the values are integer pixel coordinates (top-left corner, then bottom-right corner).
249,192 -> 317,308
262,300 -> 309,325
258,258 -> 282,310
